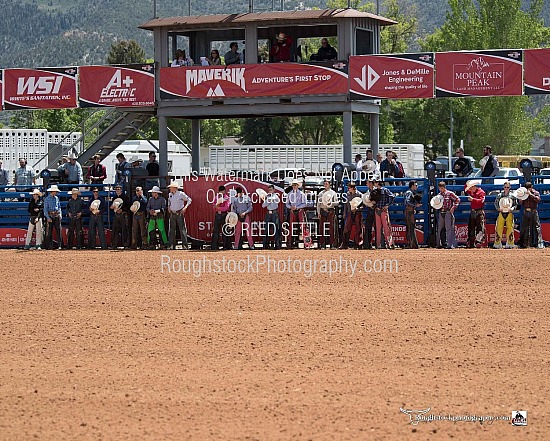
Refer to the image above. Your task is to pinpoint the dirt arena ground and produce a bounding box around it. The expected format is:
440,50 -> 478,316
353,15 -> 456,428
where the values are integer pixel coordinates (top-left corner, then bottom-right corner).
0,248 -> 548,440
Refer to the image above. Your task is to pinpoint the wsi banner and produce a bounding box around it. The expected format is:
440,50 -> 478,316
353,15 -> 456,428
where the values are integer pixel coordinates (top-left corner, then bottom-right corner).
160,62 -> 348,99
349,53 -> 434,99
435,50 -> 523,97
4,67 -> 78,109
79,64 -> 155,107
524,48 -> 550,95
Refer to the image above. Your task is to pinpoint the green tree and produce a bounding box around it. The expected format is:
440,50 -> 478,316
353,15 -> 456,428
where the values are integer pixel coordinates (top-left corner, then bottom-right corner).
106,40 -> 146,64
239,117 -> 292,145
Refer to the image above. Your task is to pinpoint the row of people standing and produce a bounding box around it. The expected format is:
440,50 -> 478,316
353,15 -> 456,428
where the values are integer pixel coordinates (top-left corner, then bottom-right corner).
23,182 -> 192,250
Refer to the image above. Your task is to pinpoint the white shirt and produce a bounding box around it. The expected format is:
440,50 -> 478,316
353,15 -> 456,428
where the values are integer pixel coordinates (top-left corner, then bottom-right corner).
168,190 -> 192,212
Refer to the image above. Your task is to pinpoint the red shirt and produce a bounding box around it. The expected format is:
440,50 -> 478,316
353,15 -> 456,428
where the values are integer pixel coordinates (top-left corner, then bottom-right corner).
466,187 -> 485,210
270,36 -> 292,62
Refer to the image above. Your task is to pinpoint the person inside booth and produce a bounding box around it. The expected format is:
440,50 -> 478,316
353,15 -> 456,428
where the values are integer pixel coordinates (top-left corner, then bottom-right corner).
171,49 -> 193,67
270,33 -> 293,63
208,49 -> 221,65
310,38 -> 338,61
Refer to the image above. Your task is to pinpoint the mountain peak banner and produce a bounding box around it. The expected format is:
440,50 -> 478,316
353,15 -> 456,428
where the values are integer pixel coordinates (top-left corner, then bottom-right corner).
4,67 -> 78,110
435,50 -> 523,98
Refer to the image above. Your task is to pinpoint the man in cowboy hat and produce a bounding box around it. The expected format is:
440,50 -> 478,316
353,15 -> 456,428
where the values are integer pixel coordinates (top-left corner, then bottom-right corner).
404,180 -> 422,249
285,179 -> 307,249
270,32 -> 292,62
146,186 -> 169,249
493,181 -> 518,249
262,184 -> 282,249
465,180 -> 486,248
110,184 -> 131,249
86,154 -> 107,185
519,182 -> 544,249
340,182 -> 363,249
211,185 -> 232,251
373,179 -> 396,249
24,188 -> 44,250
87,187 -> 107,249
436,181 -> 460,249
317,179 -> 338,249
66,188 -> 84,249
43,184 -> 64,250
130,155 -> 148,192
57,152 -> 83,184
130,186 -> 148,249
167,181 -> 192,250
231,187 -> 254,250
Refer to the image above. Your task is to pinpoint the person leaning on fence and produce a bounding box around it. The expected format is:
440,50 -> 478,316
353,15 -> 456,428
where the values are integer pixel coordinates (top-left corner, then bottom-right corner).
146,186 -> 169,249
24,188 -> 44,250
110,185 -> 130,249
86,154 -> 107,185
57,152 -> 83,185
66,188 -> 84,249
465,180 -> 486,248
14,158 -> 35,192
130,186 -> 148,250
43,185 -> 64,250
493,181 -> 517,249
211,185 -> 232,251
519,182 -> 544,249
167,181 -> 192,250
317,179 -> 338,249
262,184 -> 282,249
285,179 -> 307,249
436,182 -> 460,249
404,180 -> 422,249
341,182 -> 363,249
88,188 -> 107,250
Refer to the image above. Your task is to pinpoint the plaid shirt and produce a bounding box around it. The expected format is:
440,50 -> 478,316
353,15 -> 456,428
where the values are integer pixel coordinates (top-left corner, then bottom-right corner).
440,189 -> 460,211
376,187 -> 395,209
44,195 -> 62,220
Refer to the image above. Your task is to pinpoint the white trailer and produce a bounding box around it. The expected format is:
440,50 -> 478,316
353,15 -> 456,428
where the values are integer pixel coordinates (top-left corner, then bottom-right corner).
208,144 -> 425,177
101,140 -> 192,181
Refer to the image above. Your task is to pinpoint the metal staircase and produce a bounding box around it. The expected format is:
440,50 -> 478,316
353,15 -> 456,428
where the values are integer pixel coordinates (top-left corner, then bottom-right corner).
78,111 -> 155,167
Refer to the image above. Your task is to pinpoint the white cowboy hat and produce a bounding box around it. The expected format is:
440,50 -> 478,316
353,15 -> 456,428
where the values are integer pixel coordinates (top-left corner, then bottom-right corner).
70,188 -> 80,195
47,185 -> 60,192
67,152 -> 78,160
129,156 -> 142,163
350,197 -> 362,211
148,186 -> 162,193
465,179 -> 482,191
90,199 -> 101,214
515,187 -> 529,201
291,179 -> 301,186
256,188 -> 267,201
499,197 -> 513,213
130,201 -> 140,213
30,189 -> 42,197
167,181 -> 180,189
363,160 -> 376,173
361,192 -> 375,208
430,194 -> 444,210
113,197 -> 123,206
225,212 -> 238,227
322,191 -> 335,206
479,156 -> 489,169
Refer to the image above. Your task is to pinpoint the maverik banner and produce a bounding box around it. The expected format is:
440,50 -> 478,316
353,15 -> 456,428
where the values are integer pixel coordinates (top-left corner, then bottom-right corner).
524,48 -> 550,95
160,63 -> 348,99
349,53 -> 434,99
4,67 -> 78,109
79,64 -> 155,107
435,50 -> 523,97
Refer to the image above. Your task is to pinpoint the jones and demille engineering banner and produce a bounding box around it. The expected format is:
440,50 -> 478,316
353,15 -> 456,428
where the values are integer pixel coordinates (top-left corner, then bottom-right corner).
435,50 -> 523,98
160,63 -> 348,99
524,48 -> 550,95
79,64 -> 155,107
349,53 -> 435,99
3,67 -> 78,110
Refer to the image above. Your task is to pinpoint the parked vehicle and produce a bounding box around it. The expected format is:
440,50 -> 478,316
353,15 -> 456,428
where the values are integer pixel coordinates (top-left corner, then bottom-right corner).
540,168 -> 550,185
470,167 -> 522,186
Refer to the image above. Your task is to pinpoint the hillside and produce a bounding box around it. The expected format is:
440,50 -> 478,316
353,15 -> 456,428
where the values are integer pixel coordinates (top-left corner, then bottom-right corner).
0,0 -> 547,68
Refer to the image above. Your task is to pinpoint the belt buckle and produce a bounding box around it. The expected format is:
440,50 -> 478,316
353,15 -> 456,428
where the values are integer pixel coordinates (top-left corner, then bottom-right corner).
525,208 -> 532,212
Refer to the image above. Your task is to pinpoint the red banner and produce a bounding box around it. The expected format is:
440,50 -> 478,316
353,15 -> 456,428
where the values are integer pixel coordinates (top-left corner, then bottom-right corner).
160,63 -> 348,99
79,64 -> 155,107
4,67 -> 78,109
0,71 -> 3,111
349,53 -> 434,99
183,176 -> 285,243
435,50 -> 523,97
524,49 -> 550,95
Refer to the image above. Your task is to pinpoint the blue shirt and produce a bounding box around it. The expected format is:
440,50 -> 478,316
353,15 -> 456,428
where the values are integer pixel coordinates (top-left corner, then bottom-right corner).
376,187 -> 395,209
58,161 -> 83,183
146,195 -> 166,213
15,165 -> 35,187
262,193 -> 280,211
44,194 -> 62,220
231,195 -> 252,215
285,190 -> 307,209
